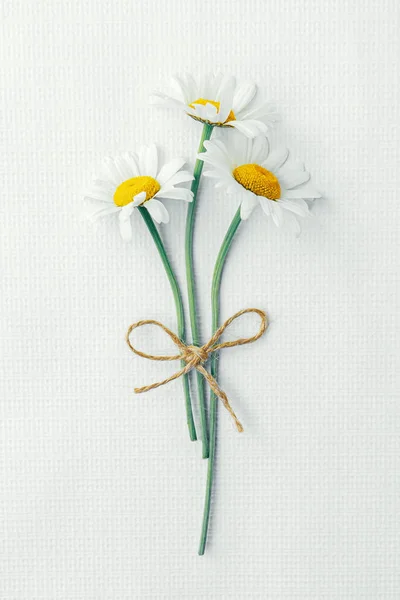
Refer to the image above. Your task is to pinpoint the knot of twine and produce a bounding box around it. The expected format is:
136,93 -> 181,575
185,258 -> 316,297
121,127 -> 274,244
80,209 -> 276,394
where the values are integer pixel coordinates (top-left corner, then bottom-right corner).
125,308 -> 268,432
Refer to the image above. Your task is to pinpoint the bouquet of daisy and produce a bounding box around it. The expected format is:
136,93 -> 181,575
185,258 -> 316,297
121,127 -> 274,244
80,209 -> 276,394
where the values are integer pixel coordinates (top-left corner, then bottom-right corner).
85,73 -> 320,555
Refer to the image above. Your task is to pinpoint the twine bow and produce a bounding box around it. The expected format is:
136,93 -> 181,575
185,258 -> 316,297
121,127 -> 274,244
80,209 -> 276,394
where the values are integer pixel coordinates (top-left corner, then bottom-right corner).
125,308 -> 268,432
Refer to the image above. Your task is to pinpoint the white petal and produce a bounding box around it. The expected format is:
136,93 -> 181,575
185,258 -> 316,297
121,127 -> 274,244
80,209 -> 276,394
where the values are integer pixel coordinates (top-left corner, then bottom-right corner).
279,198 -> 309,217
270,202 -> 284,227
91,179 -> 115,193
245,119 -> 270,135
113,155 -> 133,180
229,119 -> 266,138
84,189 -> 114,204
286,213 -> 302,236
101,157 -> 124,186
87,204 -> 120,222
206,72 -> 223,98
284,183 -> 321,199
227,180 -> 244,194
262,148 -> 289,171
216,74 -> 235,100
233,82 -> 257,113
122,152 -> 140,177
139,144 -> 158,177
199,140 -> 232,169
249,135 -> 269,164
150,93 -> 187,111
161,170 -> 194,187
205,102 -> 220,122
157,158 -> 186,185
239,101 -> 280,123
155,188 -> 193,202
145,199 -> 170,223
202,161 -> 232,179
240,194 -> 258,220
188,101 -> 219,122
182,73 -> 198,102
131,191 -> 146,207
237,136 -> 253,164
118,204 -> 135,241
279,169 -> 310,189
203,169 -> 231,180
187,102 -> 207,119
198,150 -> 227,168
286,157 -> 306,172
171,74 -> 192,103
258,196 -> 273,217
215,179 -> 229,189
216,75 -> 236,122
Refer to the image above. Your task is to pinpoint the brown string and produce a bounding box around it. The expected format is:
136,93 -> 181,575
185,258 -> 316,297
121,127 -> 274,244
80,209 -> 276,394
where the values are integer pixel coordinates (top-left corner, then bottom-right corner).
125,308 -> 268,432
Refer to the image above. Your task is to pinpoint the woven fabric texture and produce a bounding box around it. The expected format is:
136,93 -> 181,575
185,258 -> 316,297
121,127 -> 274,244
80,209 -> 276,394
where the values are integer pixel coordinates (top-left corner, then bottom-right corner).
1,1 -> 399,598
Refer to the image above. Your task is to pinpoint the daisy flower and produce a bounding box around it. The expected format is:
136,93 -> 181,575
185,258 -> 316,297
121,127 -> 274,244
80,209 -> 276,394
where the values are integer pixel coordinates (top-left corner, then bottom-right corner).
85,145 -> 194,241
199,135 -> 321,230
198,135 -> 321,554
151,73 -> 279,138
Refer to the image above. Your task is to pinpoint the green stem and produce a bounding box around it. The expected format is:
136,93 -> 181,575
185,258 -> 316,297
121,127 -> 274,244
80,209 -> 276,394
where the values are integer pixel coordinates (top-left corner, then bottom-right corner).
185,123 -> 214,459
139,206 -> 197,441
198,207 -> 242,555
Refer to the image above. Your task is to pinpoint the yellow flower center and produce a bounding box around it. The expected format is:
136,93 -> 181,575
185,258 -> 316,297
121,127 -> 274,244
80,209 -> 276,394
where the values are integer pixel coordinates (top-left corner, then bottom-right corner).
188,98 -> 235,125
113,176 -> 161,207
233,164 -> 281,200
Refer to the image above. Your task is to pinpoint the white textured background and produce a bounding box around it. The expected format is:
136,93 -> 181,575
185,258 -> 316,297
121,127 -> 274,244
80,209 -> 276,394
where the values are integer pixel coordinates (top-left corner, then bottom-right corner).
1,1 -> 399,598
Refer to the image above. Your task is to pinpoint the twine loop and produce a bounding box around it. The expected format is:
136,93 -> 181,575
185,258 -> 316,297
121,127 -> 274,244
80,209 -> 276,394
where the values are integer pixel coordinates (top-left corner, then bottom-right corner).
125,308 -> 268,432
